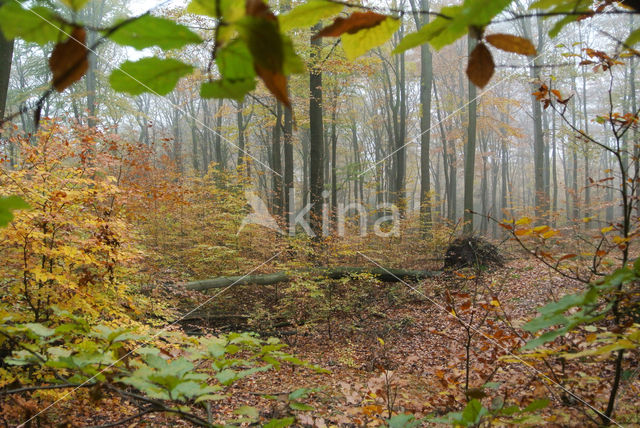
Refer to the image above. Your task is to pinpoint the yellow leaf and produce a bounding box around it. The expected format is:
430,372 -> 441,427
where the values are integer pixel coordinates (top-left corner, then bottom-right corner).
339,16 -> 401,60
583,217 -> 592,223
490,300 -> 500,307
515,217 -> 531,225
377,337 -> 384,346
542,230 -> 558,239
612,236 -> 625,244
601,226 -> 614,233
533,225 -> 549,234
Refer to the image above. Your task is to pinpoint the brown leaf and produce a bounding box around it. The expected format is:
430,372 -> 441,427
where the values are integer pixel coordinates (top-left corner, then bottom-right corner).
466,42 -> 494,89
49,27 -> 88,92
485,33 -> 536,56
246,0 -> 276,21
313,11 -> 387,39
255,65 -> 290,108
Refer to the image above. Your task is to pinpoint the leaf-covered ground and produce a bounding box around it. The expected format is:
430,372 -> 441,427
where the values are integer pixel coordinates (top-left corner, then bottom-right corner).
12,252 -> 636,427
4,249 -> 640,427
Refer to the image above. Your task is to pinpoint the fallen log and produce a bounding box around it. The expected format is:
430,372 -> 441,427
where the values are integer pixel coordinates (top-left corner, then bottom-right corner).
183,267 -> 440,291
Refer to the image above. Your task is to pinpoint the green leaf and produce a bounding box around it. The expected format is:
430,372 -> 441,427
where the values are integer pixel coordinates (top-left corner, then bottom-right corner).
59,0 -> 90,11
199,78 -> 247,99
200,39 -> 257,101
288,388 -> 311,400
216,368 -> 237,385
626,27 -> 640,47
461,399 -> 488,425
263,417 -> 295,428
110,58 -> 193,96
522,398 -> 550,413
0,196 -> 30,227
0,3 -> 64,45
187,0 -> 245,21
341,16 -> 401,60
484,381 -> 501,389
279,0 -> 344,32
234,405 -> 259,419
108,15 -> 202,50
194,393 -> 227,402
529,0 -> 565,9
282,35 -> 306,75
500,405 -> 521,415
217,39 -> 256,80
387,413 -> 419,428
427,0 -> 511,51
416,6 -> 464,51
289,401 -> 314,411
206,342 -> 227,358
393,16 -> 449,54
549,14 -> 580,38
24,323 -> 55,337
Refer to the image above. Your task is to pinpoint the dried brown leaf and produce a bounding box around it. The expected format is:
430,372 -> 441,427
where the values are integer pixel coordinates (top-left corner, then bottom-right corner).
49,27 -> 88,92
485,33 -> 536,56
466,42 -> 494,89
313,11 -> 387,39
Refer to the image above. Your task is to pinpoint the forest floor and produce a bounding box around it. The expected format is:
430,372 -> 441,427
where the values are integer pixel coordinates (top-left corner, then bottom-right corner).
17,254 -> 640,427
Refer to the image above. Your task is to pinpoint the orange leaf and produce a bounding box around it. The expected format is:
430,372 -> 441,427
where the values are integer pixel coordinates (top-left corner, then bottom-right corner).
313,11 -> 387,38
255,65 -> 290,108
550,89 -> 562,99
515,229 -> 531,236
558,253 -> 577,261
485,33 -> 536,56
466,42 -> 494,88
596,250 -> 607,257
49,27 -> 88,92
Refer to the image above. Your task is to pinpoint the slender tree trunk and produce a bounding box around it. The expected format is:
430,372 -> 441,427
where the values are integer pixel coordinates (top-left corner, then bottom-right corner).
463,35 -> 477,234
284,102 -> 294,230
501,140 -> 509,222
0,23 -> 14,120
580,26 -> 591,225
396,27 -> 407,215
309,25 -> 324,237
410,0 -> 433,229
552,111 -> 558,224
271,102 -> 283,216
214,99 -> 224,170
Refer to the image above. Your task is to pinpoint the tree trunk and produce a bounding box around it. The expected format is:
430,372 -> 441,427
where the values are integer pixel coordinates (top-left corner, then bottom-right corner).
284,102 -> 294,231
271,102 -> 283,216
463,35 -> 477,234
0,26 -> 14,120
183,267 -> 440,291
410,0 -> 433,230
309,25 -> 325,237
